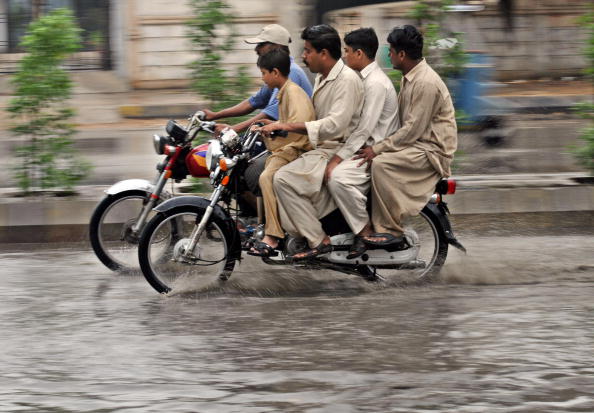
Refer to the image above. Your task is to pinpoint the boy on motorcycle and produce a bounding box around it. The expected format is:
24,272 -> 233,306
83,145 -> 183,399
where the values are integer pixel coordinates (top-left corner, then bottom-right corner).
248,49 -> 316,257
200,24 -> 313,212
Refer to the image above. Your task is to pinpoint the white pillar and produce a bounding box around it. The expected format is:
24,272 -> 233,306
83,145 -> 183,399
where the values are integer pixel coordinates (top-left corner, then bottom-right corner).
0,0 -> 8,53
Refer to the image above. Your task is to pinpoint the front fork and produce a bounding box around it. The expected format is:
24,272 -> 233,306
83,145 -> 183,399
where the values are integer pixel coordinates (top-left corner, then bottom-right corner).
183,185 -> 224,259
131,170 -> 169,234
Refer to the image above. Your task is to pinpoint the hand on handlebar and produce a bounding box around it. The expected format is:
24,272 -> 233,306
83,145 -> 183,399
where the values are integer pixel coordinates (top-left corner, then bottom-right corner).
214,123 -> 233,136
200,108 -> 217,121
255,122 -> 288,138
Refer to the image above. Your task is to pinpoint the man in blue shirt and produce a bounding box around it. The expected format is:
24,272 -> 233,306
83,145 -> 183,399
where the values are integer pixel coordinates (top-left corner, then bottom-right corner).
202,24 -> 312,133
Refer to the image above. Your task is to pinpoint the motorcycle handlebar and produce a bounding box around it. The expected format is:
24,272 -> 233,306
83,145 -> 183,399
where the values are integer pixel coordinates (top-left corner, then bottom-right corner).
271,129 -> 288,138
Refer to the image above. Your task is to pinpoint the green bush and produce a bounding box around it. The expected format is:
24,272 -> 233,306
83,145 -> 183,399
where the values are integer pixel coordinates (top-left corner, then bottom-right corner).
7,8 -> 90,194
186,0 -> 252,193
186,0 -> 251,112
573,6 -> 594,175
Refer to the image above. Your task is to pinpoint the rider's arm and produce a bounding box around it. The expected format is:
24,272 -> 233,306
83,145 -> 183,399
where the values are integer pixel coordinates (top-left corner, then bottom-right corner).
304,74 -> 364,148
231,112 -> 273,132
336,80 -> 388,161
206,99 -> 255,120
262,121 -> 307,135
228,86 -> 279,132
372,80 -> 438,155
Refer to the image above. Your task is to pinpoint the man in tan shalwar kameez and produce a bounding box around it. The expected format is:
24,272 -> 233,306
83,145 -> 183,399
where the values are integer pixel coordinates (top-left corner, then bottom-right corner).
261,24 -> 364,259
355,25 -> 457,248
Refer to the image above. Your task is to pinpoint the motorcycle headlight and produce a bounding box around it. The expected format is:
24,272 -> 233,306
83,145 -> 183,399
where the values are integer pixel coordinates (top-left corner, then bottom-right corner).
153,135 -> 171,155
205,139 -> 223,171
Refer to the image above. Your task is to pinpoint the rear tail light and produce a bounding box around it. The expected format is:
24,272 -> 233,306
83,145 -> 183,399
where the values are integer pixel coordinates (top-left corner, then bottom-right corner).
436,179 -> 456,195
446,179 -> 456,194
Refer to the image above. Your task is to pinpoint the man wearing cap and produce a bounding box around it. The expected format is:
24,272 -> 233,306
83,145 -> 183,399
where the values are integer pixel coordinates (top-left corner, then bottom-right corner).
201,24 -> 313,204
202,24 -> 313,134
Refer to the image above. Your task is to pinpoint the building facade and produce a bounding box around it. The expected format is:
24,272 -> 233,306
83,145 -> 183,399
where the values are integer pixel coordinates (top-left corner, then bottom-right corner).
0,0 -> 590,87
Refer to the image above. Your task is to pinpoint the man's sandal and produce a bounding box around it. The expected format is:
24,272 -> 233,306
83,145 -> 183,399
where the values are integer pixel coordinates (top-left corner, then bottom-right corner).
346,236 -> 367,259
290,242 -> 333,261
363,233 -> 410,251
247,241 -> 279,257
362,233 -> 403,246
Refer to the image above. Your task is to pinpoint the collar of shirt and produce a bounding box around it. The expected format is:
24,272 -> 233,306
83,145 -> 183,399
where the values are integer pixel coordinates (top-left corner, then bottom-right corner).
359,60 -> 379,80
315,58 -> 345,91
403,58 -> 427,85
276,79 -> 293,103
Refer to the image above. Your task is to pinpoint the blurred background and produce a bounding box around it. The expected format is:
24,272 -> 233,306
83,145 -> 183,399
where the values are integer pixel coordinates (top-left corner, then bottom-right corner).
0,0 -> 592,240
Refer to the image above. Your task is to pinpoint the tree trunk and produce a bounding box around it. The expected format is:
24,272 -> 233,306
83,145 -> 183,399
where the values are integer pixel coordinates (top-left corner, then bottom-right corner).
32,0 -> 45,20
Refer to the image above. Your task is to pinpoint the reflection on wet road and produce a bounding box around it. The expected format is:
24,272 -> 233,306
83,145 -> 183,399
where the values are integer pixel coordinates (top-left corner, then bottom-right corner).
1,235 -> 593,412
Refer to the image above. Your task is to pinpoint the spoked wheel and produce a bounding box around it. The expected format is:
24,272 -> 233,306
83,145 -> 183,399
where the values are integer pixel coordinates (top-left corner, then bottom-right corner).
138,207 -> 237,294
367,209 -> 448,283
90,191 -> 158,272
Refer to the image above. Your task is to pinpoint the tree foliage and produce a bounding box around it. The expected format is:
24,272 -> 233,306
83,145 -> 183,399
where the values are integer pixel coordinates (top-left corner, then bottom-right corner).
406,0 -> 469,79
7,8 -> 90,194
186,0 -> 250,111
572,5 -> 594,175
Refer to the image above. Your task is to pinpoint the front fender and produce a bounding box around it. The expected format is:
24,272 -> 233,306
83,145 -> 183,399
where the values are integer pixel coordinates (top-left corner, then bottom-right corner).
423,203 -> 466,253
106,179 -> 171,199
154,195 -> 234,226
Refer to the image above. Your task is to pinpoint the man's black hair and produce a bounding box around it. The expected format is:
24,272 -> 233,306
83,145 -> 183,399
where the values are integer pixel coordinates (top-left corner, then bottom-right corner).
257,48 -> 291,77
301,24 -> 341,60
344,27 -> 379,59
387,25 -> 423,60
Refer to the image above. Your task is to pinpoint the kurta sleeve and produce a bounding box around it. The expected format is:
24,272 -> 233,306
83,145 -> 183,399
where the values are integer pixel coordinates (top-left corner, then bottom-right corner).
304,77 -> 363,148
336,80 -> 387,160
372,80 -> 438,154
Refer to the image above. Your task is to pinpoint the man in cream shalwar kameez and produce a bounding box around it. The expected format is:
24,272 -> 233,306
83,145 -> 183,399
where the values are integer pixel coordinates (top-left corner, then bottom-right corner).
326,28 -> 399,258
261,25 -> 364,258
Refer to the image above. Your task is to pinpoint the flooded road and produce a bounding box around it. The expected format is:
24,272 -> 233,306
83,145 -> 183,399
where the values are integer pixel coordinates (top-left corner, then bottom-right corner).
1,235 -> 593,412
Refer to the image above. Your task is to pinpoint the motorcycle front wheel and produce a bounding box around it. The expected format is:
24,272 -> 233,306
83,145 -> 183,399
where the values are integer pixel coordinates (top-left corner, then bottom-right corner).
89,190 -> 156,272
138,206 -> 237,294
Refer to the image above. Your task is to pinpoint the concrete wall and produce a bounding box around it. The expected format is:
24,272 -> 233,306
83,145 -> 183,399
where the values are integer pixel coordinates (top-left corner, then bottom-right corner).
326,0 -> 590,81
0,0 -> 590,86
114,0 -> 305,89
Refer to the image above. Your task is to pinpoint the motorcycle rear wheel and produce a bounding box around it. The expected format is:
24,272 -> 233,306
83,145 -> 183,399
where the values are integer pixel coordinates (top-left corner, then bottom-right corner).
358,209 -> 448,282
138,207 -> 236,294
89,191 -> 155,272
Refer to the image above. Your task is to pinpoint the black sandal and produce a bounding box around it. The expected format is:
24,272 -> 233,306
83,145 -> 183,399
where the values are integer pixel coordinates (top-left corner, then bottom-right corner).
362,233 -> 403,247
346,236 -> 367,260
247,241 -> 279,257
290,242 -> 333,261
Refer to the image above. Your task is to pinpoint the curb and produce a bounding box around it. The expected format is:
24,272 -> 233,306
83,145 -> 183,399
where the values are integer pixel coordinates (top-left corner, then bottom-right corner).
1,182 -> 593,244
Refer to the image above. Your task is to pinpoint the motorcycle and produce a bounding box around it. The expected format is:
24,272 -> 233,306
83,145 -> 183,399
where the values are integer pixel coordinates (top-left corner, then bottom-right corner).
89,113 -> 216,272
137,112 -> 466,294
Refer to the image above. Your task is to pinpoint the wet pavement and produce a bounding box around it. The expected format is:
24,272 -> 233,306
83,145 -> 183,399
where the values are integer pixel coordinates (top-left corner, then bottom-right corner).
1,234 -> 594,412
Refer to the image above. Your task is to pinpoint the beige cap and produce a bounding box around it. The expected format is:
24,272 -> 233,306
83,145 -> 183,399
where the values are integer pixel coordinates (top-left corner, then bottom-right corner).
244,24 -> 291,46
